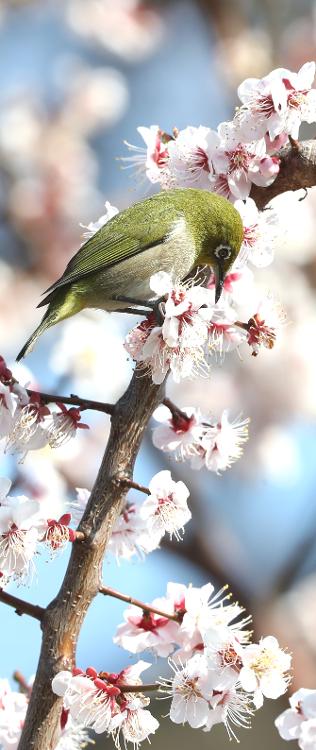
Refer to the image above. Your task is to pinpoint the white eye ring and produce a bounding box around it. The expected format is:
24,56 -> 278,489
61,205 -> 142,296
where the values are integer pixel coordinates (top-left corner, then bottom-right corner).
214,244 -> 232,261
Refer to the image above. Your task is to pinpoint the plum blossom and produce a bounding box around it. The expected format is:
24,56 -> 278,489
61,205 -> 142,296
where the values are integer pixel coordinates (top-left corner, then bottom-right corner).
125,272 -> 214,384
53,662 -> 158,744
80,200 -> 119,241
152,404 -> 203,461
275,688 -> 316,749
243,294 -> 287,356
4,395 -> 51,460
46,404 -> 89,448
235,197 -> 280,267
0,479 -> 43,585
122,125 -> 172,187
67,487 -> 90,526
239,635 -> 291,708
161,653 -> 252,737
237,61 -> 316,140
0,678 -> 28,750
52,669 -> 120,734
209,120 -> 280,199
0,382 -> 18,439
167,126 -> 214,189
139,470 -> 191,541
113,600 -> 179,658
152,404 -> 249,474
107,502 -> 162,562
41,513 -> 77,556
190,411 -> 249,474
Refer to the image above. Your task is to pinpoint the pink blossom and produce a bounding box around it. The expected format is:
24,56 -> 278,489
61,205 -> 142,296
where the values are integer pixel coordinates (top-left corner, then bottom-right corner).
0,678 -> 28,750
0,481 -> 43,584
190,411 -> 249,474
237,61 -> 316,140
167,126 -> 215,189
122,125 -> 171,187
235,197 -> 280,267
113,601 -> 180,658
209,120 -> 279,200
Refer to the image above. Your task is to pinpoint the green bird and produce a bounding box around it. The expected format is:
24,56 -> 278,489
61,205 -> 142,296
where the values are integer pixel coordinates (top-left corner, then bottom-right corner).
16,188 -> 243,360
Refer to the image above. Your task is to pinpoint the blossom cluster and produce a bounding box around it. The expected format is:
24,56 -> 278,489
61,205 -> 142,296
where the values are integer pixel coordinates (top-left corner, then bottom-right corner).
114,581 -> 291,738
0,476 -> 80,587
71,469 -> 191,562
123,62 -> 316,200
275,688 -> 316,750
48,581 -> 292,745
0,676 -> 93,750
52,661 -> 158,746
0,357 -> 88,461
152,403 -> 249,473
124,271 -> 285,385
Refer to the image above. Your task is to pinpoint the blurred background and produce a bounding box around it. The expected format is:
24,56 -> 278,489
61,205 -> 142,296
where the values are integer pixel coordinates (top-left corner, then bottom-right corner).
1,0 -> 316,747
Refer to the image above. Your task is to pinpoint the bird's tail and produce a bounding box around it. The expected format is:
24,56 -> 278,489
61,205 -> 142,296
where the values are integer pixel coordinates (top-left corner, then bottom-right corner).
16,308 -> 59,361
16,289 -> 84,361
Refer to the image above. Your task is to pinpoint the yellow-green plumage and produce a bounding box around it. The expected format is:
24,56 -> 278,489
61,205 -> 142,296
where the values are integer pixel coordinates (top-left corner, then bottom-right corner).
17,188 -> 243,360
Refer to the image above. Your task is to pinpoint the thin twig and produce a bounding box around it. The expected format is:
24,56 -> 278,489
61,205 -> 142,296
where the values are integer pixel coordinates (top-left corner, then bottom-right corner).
13,671 -> 32,696
119,683 -> 159,693
99,584 -> 181,622
26,389 -> 114,415
119,478 -> 151,495
0,590 -> 45,621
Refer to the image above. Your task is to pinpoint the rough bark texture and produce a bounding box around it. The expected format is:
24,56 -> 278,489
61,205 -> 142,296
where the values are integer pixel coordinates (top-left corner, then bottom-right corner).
251,139 -> 316,209
16,136 -> 316,749
18,369 -> 164,749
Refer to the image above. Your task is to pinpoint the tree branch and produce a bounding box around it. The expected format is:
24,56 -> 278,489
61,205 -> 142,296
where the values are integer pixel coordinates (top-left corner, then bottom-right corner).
99,584 -> 181,622
18,368 -> 165,749
251,138 -> 316,209
0,590 -> 44,621
26,389 -> 114,415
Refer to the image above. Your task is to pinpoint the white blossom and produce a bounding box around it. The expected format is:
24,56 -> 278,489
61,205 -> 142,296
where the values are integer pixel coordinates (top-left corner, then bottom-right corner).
0,678 -> 28,750
275,688 -> 316,750
239,635 -> 291,708
139,470 -> 191,541
0,486 -> 43,585
108,503 -> 162,562
80,200 -> 119,241
235,197 -> 280,267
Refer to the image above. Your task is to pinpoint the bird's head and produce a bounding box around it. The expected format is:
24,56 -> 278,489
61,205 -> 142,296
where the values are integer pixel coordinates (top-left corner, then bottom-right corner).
195,194 -> 244,303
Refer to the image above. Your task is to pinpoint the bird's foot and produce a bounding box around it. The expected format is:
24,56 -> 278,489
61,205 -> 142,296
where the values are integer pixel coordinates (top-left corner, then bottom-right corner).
112,296 -> 166,325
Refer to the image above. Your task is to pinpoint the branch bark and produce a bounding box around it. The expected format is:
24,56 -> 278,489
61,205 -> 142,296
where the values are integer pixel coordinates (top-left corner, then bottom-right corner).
18,368 -> 164,749
0,590 -> 44,621
250,138 -> 316,209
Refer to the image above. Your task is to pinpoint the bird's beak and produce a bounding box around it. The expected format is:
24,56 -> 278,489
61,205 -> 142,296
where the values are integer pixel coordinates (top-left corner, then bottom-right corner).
214,263 -> 224,304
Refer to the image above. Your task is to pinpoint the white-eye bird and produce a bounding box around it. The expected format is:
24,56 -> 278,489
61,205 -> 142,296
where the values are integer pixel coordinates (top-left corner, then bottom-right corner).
16,188 -> 243,360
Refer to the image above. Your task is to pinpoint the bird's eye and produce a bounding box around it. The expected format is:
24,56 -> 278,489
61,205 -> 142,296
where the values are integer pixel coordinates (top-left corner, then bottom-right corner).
214,244 -> 232,261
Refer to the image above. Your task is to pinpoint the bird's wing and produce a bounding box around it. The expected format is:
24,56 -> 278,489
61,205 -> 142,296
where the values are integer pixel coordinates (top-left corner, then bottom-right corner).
41,201 -> 175,297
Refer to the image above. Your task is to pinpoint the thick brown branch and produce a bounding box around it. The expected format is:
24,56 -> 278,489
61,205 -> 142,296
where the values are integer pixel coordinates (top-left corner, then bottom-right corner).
0,590 -> 44,621
99,584 -> 181,622
26,389 -> 114,415
18,368 -> 164,749
251,138 -> 316,209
